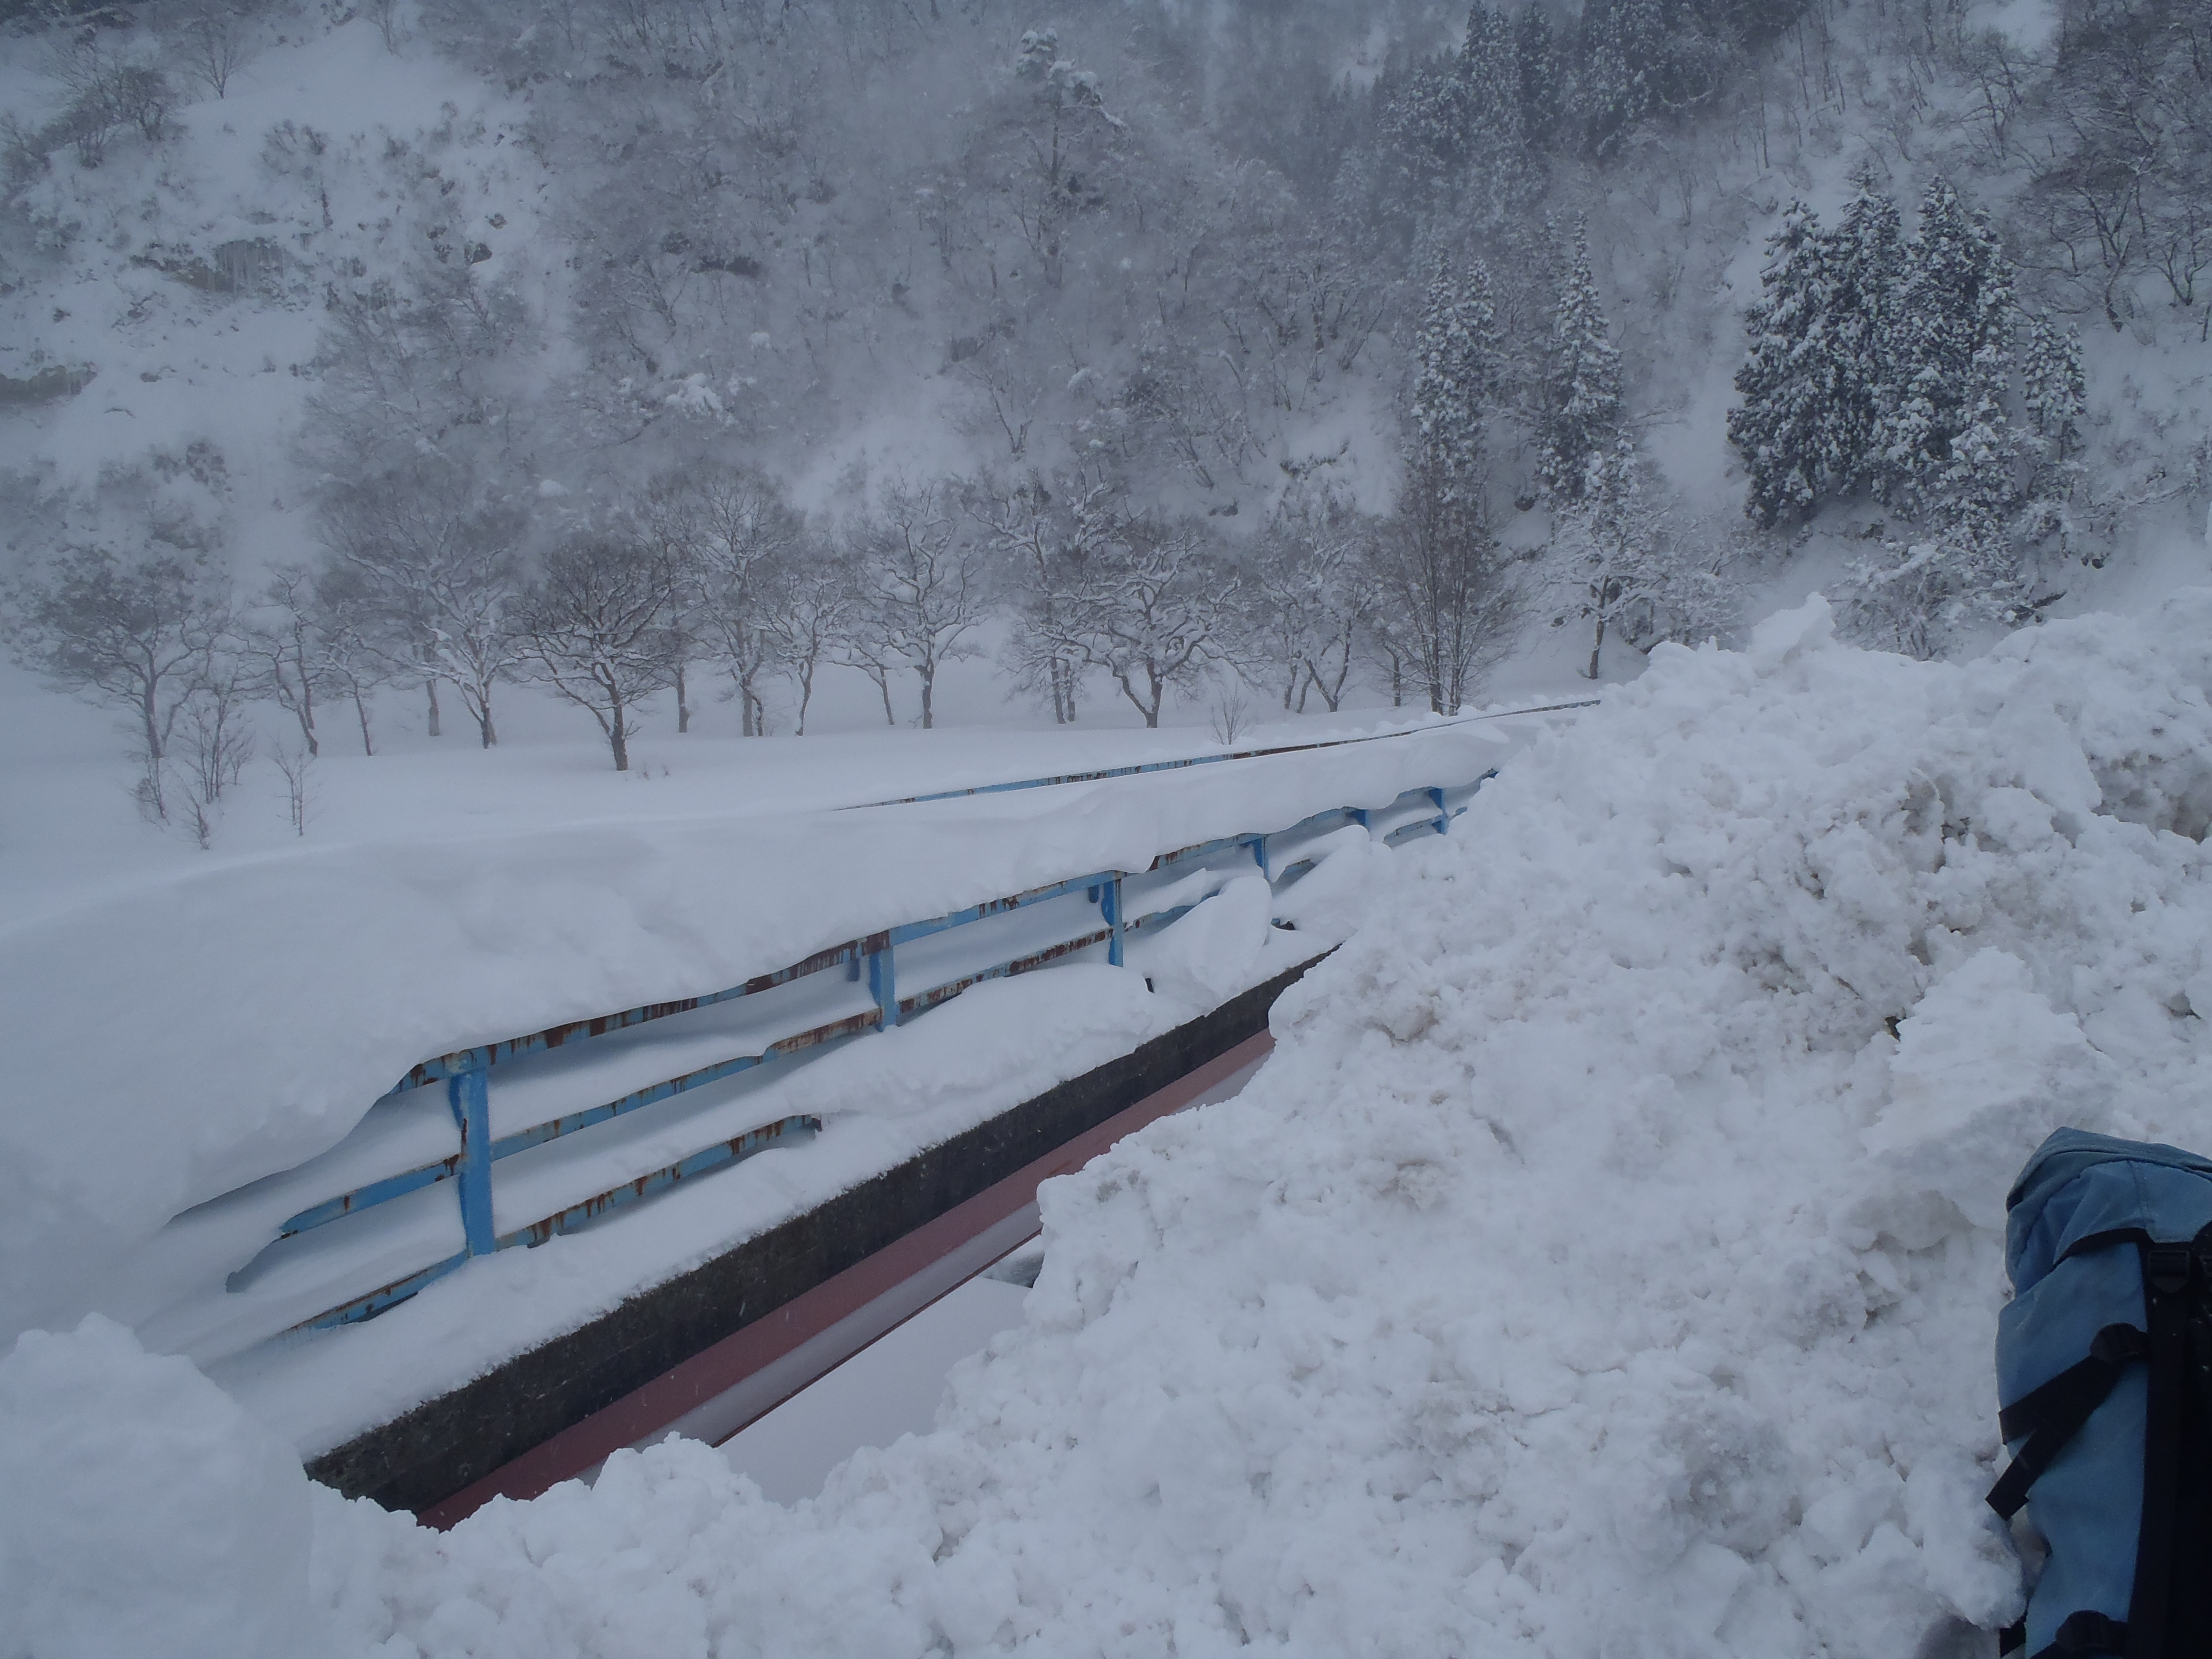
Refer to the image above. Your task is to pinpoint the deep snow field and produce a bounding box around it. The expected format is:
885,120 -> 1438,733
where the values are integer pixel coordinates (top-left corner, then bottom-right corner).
7,590 -> 2212,1656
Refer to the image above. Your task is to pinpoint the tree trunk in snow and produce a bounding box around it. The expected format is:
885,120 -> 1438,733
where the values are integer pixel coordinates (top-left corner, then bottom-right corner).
426,677 -> 442,737
296,666 -> 320,757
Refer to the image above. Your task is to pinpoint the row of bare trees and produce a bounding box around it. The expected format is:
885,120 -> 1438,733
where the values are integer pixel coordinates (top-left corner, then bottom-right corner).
3,455 -> 1549,800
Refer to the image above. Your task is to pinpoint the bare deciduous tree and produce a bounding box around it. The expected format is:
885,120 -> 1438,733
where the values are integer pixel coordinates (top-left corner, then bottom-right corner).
297,564 -> 391,757
239,565 -> 340,756
2,544 -> 235,816
515,535 -> 680,771
179,653 -> 255,811
1548,444 -> 1737,677
1366,495 -> 1520,717
643,471 -> 804,737
765,542 -> 857,737
43,31 -> 175,164
1234,489 -> 1373,714
853,480 -> 988,730
321,471 -> 526,747
1063,515 -> 1233,728
272,741 -> 313,837
974,474 -> 1120,725
172,0 -> 263,99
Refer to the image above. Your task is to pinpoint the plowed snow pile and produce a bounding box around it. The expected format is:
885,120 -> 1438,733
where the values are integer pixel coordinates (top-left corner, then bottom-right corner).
10,593 -> 2212,1658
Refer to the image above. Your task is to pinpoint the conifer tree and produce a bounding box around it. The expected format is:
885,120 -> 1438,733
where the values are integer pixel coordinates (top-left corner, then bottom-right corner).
1380,57 -> 1471,203
1844,184 -> 2038,658
2018,315 -> 2089,558
1538,222 -> 1623,501
1408,256 -> 1502,502
1455,4 -> 1536,231
1514,4 -> 1562,150
1459,4 -> 1525,152
2021,316 -> 2086,463
1576,0 -> 1669,156
1729,203 -> 1833,525
1876,178 -> 2020,515
1820,180 -> 1906,494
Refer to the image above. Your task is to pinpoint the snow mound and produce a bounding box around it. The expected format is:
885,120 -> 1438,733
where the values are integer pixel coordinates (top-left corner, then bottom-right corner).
19,592 -> 2212,1655
0,1317 -> 313,1659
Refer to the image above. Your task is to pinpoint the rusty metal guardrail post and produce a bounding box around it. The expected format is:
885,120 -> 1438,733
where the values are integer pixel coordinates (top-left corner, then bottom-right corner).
446,1050 -> 495,1258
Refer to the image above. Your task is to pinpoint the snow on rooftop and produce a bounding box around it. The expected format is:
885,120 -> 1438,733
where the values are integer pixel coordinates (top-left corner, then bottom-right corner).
8,591 -> 2212,1655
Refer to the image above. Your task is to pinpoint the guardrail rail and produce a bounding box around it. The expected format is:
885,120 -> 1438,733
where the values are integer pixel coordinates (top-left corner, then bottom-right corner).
204,760 -> 1511,1344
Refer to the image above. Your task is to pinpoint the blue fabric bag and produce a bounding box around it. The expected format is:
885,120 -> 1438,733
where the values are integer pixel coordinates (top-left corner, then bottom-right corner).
1993,1128 -> 2212,1658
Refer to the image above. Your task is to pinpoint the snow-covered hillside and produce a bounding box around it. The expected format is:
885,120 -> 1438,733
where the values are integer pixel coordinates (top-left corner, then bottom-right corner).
1,15 -> 550,564
5,0 -> 2207,816
9,590 -> 2211,1657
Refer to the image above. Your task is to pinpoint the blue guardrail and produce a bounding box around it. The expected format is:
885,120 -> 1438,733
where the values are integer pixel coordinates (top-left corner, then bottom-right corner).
223,761 -> 1502,1337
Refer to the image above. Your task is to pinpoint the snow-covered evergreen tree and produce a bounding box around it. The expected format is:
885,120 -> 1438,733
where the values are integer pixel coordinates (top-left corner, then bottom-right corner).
1575,0 -> 1669,156
1875,178 -> 2020,516
1379,57 -> 1471,204
1458,5 -> 1525,156
1538,222 -> 1623,502
1453,3 -> 1537,230
1820,179 -> 1906,495
2021,316 -> 2087,463
1729,204 -> 1833,525
2016,315 -> 2089,556
1407,255 -> 1502,506
1843,182 -> 2038,655
1514,5 -> 1563,149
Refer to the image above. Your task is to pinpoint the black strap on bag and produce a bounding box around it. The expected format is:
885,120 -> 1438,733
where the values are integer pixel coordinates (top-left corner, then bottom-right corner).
1987,1236 -> 2208,1659
2119,1244 -> 2190,1659
1988,1323 -> 2150,1521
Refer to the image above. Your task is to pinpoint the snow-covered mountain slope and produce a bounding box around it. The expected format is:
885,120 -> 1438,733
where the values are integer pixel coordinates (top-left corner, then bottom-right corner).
2,16 -> 551,571
8,589 -> 2211,1657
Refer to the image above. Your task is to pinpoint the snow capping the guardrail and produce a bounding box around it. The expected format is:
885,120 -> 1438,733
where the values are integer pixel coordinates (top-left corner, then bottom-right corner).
11,590 -> 2212,1655
0,729 -> 1501,1345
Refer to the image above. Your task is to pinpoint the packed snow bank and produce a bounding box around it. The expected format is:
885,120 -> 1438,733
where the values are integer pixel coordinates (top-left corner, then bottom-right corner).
12,592 -> 2212,1655
0,728 -> 1499,1343
0,1317 -> 312,1659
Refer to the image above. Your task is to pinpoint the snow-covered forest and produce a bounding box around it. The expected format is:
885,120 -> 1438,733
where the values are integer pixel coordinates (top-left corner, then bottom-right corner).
2,0 -> 2205,808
